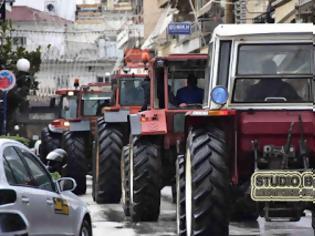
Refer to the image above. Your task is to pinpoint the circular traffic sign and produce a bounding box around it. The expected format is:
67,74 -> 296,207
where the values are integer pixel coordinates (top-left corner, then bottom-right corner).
0,70 -> 16,91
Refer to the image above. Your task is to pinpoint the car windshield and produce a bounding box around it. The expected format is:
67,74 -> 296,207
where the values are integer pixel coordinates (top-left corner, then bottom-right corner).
60,95 -> 77,119
233,44 -> 313,103
119,78 -> 149,106
82,92 -> 113,116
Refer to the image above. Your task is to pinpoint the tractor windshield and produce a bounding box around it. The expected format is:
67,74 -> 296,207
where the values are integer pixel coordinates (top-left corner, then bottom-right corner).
119,78 -> 149,106
82,92 -> 113,116
166,60 -> 206,109
233,44 -> 313,103
60,95 -> 77,119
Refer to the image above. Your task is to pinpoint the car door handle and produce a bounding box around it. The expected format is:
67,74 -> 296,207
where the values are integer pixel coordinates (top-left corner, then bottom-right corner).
21,196 -> 30,204
46,199 -> 54,205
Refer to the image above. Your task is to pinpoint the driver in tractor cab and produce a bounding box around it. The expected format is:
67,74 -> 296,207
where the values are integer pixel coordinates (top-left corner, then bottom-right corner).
245,60 -> 301,102
96,99 -> 111,115
121,80 -> 144,105
175,74 -> 204,107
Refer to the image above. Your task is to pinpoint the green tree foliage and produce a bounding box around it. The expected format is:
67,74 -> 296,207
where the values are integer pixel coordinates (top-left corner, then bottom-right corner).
0,22 -> 41,130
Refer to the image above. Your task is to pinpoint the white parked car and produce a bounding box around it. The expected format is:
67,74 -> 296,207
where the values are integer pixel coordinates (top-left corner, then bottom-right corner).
0,139 -> 92,236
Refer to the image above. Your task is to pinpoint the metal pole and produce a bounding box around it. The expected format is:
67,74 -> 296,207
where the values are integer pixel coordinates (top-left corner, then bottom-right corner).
225,0 -> 234,23
2,90 -> 7,135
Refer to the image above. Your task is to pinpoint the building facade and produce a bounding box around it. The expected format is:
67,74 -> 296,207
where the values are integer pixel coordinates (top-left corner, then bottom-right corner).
143,0 -> 225,55
14,0 -> 76,21
143,0 -> 313,56
7,5 -> 117,100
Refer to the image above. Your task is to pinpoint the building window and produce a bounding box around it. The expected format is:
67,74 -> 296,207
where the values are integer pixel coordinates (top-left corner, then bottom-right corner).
12,37 -> 27,46
97,76 -> 104,83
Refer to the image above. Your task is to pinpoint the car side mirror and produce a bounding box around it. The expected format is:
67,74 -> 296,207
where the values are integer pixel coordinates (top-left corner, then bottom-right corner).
57,177 -> 77,192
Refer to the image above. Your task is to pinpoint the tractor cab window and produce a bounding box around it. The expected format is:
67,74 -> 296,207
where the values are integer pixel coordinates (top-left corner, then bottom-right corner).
82,92 -> 113,116
60,95 -> 77,119
233,44 -> 313,103
119,78 -> 149,106
167,60 -> 206,109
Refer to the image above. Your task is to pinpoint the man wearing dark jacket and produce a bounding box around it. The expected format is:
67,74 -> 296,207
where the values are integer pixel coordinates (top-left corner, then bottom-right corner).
245,60 -> 301,102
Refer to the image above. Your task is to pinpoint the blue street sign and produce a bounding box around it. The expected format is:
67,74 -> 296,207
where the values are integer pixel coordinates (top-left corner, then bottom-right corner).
168,22 -> 192,35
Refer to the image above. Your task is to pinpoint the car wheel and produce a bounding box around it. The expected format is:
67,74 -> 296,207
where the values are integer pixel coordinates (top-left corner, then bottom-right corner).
80,218 -> 92,236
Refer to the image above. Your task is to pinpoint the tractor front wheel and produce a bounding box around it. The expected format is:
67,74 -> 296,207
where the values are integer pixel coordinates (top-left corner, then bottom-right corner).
63,131 -> 89,195
176,154 -> 186,236
94,118 -> 123,203
185,128 -> 230,236
121,145 -> 130,216
40,127 -> 61,164
130,138 -> 161,222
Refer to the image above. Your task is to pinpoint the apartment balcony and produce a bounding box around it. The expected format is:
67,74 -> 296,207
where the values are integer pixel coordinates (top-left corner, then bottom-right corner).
117,24 -> 144,49
113,2 -> 133,11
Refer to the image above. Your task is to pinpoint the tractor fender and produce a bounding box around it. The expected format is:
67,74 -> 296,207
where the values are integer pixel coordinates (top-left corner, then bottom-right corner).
104,110 -> 129,123
130,109 -> 167,136
69,120 -> 91,132
184,110 -> 236,133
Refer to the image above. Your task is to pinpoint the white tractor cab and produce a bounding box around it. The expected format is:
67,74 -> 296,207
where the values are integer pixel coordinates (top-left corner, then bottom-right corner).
181,24 -> 314,235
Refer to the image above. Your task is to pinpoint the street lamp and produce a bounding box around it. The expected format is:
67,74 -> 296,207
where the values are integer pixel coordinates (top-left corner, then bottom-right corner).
16,58 -> 31,72
0,58 -> 30,134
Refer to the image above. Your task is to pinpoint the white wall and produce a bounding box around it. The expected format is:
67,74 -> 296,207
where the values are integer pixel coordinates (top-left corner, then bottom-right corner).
76,0 -> 101,4
14,0 -> 42,11
14,0 -> 76,21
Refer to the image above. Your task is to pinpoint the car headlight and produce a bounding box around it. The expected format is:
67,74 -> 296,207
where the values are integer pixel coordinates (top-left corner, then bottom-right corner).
210,86 -> 229,105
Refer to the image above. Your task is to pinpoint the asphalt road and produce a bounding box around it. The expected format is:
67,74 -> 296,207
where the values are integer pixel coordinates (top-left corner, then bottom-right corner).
80,176 -> 314,236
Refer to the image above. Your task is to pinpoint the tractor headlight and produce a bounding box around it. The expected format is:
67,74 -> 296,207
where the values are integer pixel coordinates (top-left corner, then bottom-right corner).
210,86 -> 229,105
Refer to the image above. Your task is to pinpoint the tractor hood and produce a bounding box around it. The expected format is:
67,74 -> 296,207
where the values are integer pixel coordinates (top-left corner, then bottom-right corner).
238,110 -> 315,152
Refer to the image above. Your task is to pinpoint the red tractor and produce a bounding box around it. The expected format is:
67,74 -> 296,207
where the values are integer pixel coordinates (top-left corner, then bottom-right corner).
40,83 -> 81,164
176,24 -> 315,236
93,48 -> 153,203
40,81 -> 113,195
121,54 -> 208,221
61,82 -> 113,195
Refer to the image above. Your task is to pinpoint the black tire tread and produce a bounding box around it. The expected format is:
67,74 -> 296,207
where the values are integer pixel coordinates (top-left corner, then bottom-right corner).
177,154 -> 186,235
188,127 -> 229,236
40,127 -> 61,164
121,145 -> 130,216
95,117 -> 123,203
131,138 -> 161,222
63,131 -> 88,195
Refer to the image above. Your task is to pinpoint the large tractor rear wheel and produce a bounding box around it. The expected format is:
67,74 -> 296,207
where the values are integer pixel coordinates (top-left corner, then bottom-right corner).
185,128 -> 230,236
63,131 -> 89,195
176,154 -> 186,236
40,127 -> 61,164
121,145 -> 130,216
130,138 -> 161,222
94,118 -> 123,203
